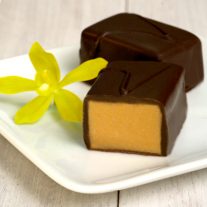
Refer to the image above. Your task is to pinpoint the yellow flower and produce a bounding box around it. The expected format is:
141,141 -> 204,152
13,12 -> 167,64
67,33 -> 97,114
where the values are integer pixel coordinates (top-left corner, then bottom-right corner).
0,42 -> 108,124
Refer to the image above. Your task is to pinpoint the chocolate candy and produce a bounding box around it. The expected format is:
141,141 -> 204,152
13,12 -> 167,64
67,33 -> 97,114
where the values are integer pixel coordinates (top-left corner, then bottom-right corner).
80,13 -> 204,91
83,61 -> 187,156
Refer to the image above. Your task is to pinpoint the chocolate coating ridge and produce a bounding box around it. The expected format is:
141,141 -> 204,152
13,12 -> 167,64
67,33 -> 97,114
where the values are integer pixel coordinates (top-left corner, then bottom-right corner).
80,13 -> 204,91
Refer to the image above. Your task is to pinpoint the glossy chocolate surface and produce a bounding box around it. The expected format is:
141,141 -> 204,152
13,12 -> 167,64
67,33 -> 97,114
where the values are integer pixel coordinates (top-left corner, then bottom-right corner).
84,61 -> 187,156
80,13 -> 204,91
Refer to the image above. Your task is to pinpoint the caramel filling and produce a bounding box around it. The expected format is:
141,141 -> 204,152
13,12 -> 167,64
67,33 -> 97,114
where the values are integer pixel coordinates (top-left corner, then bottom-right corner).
88,100 -> 162,154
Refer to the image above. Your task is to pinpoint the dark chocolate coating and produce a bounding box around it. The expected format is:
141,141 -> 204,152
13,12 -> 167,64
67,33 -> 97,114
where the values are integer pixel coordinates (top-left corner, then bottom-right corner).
84,61 -> 187,156
80,13 -> 204,91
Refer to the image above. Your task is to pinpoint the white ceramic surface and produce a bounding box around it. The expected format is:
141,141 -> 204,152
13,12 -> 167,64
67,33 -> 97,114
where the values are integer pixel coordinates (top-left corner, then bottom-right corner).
0,43 -> 206,194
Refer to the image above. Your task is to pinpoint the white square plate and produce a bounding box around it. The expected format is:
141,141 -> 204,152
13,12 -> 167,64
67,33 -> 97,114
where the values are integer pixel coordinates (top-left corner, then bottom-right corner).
0,41 -> 207,194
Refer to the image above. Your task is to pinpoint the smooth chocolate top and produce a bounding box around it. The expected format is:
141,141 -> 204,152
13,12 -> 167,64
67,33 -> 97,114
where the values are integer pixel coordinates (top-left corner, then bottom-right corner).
81,13 -> 199,60
88,61 -> 184,106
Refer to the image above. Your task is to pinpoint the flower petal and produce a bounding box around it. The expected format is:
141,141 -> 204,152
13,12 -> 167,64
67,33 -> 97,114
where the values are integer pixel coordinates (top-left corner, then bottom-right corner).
59,58 -> 108,87
0,76 -> 36,94
29,42 -> 60,83
14,95 -> 53,124
54,89 -> 83,122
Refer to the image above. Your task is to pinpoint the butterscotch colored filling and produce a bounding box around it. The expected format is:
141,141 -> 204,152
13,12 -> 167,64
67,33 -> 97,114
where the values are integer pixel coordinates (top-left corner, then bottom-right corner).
88,100 -> 162,154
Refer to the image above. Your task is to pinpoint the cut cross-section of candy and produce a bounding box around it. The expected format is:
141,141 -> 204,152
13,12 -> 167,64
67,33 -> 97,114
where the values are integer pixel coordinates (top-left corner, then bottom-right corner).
83,61 -> 187,156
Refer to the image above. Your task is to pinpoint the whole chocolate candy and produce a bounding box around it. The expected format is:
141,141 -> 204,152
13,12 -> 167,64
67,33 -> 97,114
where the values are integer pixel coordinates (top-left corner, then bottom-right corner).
80,13 -> 204,91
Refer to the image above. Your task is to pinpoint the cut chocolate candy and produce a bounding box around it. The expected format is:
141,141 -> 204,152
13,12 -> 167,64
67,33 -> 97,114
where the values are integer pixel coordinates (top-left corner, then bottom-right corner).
80,13 -> 204,91
83,61 -> 187,156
